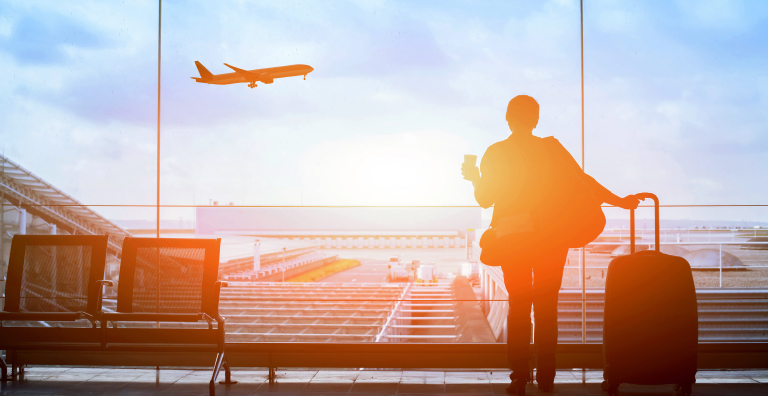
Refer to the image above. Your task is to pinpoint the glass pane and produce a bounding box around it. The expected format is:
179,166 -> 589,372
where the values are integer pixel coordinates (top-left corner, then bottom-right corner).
1,1 -> 765,348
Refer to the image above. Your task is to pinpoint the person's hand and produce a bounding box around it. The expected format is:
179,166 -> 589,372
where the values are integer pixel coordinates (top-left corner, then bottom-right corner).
617,194 -> 641,210
462,164 -> 480,182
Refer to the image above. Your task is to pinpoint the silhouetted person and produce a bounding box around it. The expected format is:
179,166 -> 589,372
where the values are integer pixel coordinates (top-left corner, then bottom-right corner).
462,95 -> 639,394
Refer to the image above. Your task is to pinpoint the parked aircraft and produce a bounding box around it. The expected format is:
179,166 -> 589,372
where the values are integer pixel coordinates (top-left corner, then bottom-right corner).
191,61 -> 314,88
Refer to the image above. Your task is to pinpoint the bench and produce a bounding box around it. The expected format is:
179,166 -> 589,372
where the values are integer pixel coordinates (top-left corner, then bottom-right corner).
100,237 -> 230,395
0,235 -> 110,381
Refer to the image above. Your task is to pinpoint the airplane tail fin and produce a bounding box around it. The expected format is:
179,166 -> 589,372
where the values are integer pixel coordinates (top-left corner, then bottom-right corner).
195,61 -> 213,81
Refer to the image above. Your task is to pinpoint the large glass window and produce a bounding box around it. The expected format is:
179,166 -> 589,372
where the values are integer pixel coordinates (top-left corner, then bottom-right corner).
1,1 -> 766,344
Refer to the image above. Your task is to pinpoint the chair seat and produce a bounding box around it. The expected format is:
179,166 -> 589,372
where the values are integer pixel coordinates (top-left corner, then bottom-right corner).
0,342 -> 104,351
0,311 -> 88,322
102,343 -> 222,353
101,312 -> 203,322
0,327 -> 103,350
103,327 -> 223,350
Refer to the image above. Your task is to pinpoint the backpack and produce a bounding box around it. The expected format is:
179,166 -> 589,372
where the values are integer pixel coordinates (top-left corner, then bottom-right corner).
479,137 -> 605,266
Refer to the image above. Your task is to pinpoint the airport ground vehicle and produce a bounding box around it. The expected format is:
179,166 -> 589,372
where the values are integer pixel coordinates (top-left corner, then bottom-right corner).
408,260 -> 421,279
387,256 -> 409,282
417,264 -> 438,284
601,193 -> 698,396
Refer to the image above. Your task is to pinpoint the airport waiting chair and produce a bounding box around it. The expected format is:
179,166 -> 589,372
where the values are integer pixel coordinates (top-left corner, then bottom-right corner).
100,237 -> 230,396
0,235 -> 110,381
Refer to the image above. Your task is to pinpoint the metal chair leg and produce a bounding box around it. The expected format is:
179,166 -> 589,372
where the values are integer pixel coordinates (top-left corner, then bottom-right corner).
209,352 -> 225,396
218,357 -> 237,385
10,350 -> 17,380
0,352 -> 8,382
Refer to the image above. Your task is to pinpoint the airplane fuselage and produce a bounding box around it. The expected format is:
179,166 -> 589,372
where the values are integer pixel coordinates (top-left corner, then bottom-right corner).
192,64 -> 314,86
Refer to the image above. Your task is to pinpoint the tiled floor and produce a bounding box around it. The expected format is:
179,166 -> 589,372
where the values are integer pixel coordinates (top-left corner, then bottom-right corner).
0,367 -> 766,395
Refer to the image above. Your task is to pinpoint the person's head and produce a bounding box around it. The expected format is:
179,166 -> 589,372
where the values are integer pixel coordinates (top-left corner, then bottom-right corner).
505,95 -> 539,134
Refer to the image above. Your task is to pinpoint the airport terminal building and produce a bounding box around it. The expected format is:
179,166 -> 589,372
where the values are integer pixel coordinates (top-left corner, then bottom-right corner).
195,207 -> 482,248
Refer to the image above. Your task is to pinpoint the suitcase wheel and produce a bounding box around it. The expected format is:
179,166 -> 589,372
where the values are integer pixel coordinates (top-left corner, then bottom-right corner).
601,380 -> 619,395
674,383 -> 692,396
600,381 -> 609,391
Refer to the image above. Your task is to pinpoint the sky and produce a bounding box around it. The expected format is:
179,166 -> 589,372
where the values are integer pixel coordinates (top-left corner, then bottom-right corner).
1,0 -> 767,223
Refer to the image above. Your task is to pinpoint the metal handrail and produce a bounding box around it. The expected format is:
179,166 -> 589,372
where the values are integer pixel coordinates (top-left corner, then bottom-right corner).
375,283 -> 412,342
3,201 -> 766,346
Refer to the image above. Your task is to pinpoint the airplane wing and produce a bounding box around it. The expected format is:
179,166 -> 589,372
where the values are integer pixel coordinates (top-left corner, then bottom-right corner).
224,63 -> 258,78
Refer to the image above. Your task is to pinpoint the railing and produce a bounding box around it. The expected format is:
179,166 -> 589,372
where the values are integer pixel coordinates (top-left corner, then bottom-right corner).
607,228 -> 767,243
2,202 -> 767,346
477,259 -> 768,343
376,283 -> 412,342
479,264 -> 508,341
584,241 -> 768,288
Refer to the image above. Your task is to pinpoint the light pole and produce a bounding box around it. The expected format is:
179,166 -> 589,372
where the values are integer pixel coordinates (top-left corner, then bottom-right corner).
156,0 -> 162,238
580,0 -> 587,344
282,247 -> 287,282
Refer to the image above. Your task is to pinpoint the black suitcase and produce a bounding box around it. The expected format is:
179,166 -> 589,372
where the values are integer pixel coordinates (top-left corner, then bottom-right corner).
601,193 -> 698,396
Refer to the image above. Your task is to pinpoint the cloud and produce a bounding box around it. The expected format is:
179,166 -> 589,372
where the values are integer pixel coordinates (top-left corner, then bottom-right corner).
327,17 -> 450,77
0,0 -> 767,220
0,7 -> 105,65
675,0 -> 768,32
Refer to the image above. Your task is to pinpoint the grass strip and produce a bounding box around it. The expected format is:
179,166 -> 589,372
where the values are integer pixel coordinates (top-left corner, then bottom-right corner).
287,259 -> 361,282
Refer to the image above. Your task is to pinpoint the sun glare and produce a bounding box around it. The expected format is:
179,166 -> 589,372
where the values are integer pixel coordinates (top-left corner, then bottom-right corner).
301,131 -> 470,205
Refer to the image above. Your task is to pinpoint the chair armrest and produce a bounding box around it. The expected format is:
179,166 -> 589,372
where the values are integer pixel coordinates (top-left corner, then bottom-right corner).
94,280 -> 114,313
78,312 -> 98,327
201,313 -> 214,329
213,281 -> 227,317
200,313 -> 226,325
209,313 -> 226,350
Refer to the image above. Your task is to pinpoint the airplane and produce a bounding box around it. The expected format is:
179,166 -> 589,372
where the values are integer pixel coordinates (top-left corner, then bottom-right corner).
191,61 -> 314,88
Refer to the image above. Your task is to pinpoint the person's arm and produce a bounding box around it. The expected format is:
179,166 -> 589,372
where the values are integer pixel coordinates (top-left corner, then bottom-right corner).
580,173 -> 637,208
462,148 -> 495,209
550,138 -> 639,210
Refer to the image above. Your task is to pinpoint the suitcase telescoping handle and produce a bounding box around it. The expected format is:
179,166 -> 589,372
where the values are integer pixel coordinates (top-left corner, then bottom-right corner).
630,192 -> 660,254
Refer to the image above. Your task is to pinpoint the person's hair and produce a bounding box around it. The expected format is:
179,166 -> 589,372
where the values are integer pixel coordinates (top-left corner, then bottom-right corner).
505,95 -> 539,128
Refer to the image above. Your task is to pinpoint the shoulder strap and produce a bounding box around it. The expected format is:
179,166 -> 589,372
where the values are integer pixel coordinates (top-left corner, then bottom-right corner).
541,136 -> 583,171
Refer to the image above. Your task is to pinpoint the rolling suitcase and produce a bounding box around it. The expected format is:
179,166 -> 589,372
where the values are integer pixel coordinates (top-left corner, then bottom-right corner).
601,193 -> 698,396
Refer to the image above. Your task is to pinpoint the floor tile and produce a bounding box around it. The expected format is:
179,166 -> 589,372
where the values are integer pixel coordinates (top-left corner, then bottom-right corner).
255,381 -> 310,393
708,378 -> 758,383
311,375 -> 359,381
296,393 -> 352,396
396,382 -> 445,394
444,382 -> 493,394
302,381 -> 354,393
0,367 -> 766,396
349,382 -> 400,394
399,379 -> 444,384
